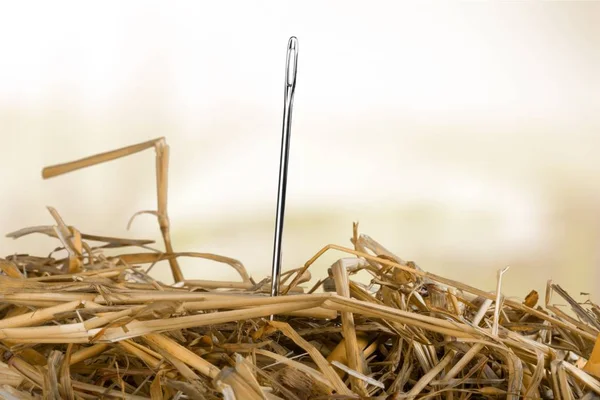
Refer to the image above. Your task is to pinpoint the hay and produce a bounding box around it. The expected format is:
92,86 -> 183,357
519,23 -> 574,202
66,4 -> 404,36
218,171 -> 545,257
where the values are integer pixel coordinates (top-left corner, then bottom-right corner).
1,138 -> 599,399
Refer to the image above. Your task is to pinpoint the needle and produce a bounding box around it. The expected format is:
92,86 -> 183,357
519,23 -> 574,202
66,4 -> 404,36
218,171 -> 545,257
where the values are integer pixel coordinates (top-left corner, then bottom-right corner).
270,36 -> 298,305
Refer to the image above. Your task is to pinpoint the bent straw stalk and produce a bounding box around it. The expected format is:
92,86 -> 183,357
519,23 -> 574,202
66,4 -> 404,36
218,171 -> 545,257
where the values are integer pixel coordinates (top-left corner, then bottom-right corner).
41,137 -> 184,283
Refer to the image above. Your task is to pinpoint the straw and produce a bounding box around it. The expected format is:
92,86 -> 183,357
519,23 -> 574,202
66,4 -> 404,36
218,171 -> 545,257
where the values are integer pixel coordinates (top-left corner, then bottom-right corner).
0,137 -> 598,399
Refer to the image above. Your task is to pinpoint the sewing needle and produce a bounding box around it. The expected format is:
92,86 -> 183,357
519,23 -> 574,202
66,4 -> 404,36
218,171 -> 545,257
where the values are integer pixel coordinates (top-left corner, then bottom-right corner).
270,37 -> 299,306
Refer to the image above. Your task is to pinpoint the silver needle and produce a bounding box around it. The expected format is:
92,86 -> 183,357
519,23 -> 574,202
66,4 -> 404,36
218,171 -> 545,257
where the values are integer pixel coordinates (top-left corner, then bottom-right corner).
270,36 -> 298,303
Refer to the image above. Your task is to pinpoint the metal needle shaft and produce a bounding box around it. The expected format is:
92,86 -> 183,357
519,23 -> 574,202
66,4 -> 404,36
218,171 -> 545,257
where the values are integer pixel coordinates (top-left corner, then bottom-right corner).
270,37 -> 298,300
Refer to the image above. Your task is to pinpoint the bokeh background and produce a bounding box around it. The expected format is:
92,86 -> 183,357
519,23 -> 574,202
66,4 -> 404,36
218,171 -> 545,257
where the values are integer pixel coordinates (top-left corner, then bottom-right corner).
1,1 -> 599,301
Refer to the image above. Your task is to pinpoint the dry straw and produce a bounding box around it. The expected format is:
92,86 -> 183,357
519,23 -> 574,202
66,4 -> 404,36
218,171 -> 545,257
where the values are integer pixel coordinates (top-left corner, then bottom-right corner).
0,138 -> 598,399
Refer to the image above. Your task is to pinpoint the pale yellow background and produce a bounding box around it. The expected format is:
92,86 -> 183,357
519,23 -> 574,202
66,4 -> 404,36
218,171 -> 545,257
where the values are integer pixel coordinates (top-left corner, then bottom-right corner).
1,1 -> 599,301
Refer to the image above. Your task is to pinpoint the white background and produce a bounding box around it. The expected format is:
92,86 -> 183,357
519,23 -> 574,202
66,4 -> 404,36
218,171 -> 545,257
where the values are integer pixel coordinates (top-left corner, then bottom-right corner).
1,1 -> 599,299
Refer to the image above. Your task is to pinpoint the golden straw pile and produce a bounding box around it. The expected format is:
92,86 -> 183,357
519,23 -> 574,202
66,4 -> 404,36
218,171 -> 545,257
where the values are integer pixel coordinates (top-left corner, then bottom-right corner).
1,138 -> 599,400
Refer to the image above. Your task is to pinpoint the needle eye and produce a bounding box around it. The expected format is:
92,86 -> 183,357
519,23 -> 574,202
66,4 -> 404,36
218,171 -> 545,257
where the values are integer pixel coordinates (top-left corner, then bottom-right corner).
286,37 -> 298,88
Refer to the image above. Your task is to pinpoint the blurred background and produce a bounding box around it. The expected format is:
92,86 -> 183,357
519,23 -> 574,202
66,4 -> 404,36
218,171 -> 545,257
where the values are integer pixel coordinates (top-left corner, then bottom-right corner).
1,1 -> 599,301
